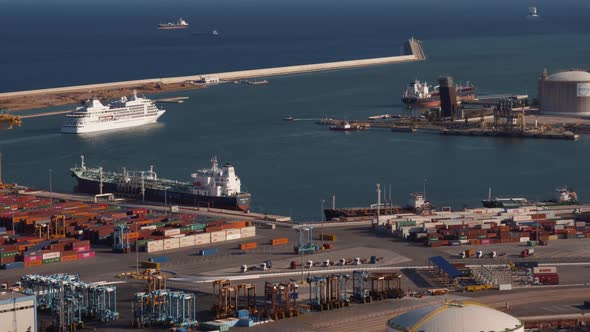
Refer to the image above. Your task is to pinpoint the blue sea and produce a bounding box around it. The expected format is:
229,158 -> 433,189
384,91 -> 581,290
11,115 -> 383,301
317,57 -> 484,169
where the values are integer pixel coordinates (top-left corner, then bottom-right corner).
1,0 -> 590,220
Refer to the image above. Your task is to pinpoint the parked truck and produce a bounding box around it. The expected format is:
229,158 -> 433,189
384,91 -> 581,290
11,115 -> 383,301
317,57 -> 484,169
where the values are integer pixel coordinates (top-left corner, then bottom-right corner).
521,248 -> 535,258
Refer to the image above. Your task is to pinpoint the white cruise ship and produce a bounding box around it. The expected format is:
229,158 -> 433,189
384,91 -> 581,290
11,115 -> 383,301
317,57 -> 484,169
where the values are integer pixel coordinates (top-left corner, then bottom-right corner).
61,91 -> 165,134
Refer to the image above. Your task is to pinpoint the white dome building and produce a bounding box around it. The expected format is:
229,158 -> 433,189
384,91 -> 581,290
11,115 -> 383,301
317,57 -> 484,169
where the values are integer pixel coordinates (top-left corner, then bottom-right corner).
538,70 -> 590,115
386,301 -> 524,332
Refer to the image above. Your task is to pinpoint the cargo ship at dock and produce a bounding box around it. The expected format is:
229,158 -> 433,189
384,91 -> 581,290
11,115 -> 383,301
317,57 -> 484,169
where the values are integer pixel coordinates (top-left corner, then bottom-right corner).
70,156 -> 251,211
482,186 -> 578,209
401,80 -> 476,108
324,193 -> 431,220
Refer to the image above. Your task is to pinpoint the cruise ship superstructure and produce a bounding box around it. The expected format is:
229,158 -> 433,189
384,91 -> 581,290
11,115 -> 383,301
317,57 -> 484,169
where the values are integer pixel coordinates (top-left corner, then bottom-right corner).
61,91 -> 165,134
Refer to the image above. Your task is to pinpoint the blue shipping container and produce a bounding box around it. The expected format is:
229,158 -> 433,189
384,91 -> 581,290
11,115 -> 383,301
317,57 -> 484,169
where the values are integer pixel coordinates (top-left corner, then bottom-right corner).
237,309 -> 249,318
0,227 -> 6,233
237,319 -> 254,327
148,256 -> 169,263
1,262 -> 24,270
200,248 -> 219,256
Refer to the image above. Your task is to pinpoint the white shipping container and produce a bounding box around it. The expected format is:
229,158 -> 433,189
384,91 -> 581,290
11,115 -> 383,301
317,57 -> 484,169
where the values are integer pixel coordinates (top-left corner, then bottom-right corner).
519,237 -> 530,243
211,236 -> 225,243
194,233 -> 211,245
225,229 -> 241,236
575,221 -> 586,227
43,252 -> 61,260
241,226 -> 256,234
163,243 -> 180,250
180,235 -> 196,248
555,225 -> 565,230
164,228 -> 181,236
226,233 -> 241,241
481,223 -> 492,230
459,239 -> 470,244
499,284 -> 513,291
164,238 -> 180,247
147,240 -> 164,252
210,231 -> 227,240
514,215 -> 532,221
533,266 -> 557,274
140,225 -> 157,230
146,246 -> 163,253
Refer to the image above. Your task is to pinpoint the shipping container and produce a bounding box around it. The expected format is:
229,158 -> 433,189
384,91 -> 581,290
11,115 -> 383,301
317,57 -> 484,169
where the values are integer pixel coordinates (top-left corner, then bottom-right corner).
1,262 -> 24,270
271,238 -> 289,246
321,234 -> 337,241
533,266 -> 557,274
148,256 -> 169,263
200,248 -> 218,256
239,242 -> 257,250
141,261 -> 161,269
534,273 -> 559,285
226,233 -> 241,241
77,251 -> 95,259
194,233 -> 211,245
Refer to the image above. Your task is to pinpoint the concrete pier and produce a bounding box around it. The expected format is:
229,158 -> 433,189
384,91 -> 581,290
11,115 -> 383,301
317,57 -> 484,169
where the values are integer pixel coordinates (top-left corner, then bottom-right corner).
0,38 -> 425,99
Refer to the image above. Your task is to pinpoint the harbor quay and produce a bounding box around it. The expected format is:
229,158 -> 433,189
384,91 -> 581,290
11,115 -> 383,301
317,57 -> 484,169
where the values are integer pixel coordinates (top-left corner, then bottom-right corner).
1,181 -> 589,331
0,38 -> 425,111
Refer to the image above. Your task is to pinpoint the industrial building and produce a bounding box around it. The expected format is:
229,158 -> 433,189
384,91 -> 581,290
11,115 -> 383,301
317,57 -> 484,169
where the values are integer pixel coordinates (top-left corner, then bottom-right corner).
538,70 -> 590,115
0,291 -> 37,332
386,301 -> 524,332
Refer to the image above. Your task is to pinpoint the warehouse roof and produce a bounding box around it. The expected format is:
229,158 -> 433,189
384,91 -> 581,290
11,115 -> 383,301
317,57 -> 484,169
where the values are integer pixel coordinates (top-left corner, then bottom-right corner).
430,256 -> 462,278
546,71 -> 590,82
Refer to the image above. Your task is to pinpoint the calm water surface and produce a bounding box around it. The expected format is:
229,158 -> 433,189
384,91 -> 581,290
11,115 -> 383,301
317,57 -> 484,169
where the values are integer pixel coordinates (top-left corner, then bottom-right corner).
1,0 -> 590,219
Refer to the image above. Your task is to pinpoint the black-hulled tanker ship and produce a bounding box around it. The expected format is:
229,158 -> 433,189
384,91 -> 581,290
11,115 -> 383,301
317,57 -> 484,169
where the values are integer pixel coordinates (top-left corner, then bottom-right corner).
71,156 -> 251,211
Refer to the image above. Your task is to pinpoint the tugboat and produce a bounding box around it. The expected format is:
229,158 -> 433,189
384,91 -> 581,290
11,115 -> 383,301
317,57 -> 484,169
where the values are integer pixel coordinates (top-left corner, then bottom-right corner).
401,80 -> 476,108
158,18 -> 189,30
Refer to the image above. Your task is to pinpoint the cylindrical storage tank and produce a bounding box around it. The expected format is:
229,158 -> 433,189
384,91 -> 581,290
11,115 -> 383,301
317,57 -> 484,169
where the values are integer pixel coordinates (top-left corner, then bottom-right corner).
386,301 -> 524,332
438,76 -> 458,118
539,70 -> 590,115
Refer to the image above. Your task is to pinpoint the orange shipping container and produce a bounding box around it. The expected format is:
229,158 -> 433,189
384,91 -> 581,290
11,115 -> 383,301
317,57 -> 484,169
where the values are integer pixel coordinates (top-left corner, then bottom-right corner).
24,260 -> 43,268
271,238 -> 289,246
61,254 -> 78,262
239,242 -> 257,250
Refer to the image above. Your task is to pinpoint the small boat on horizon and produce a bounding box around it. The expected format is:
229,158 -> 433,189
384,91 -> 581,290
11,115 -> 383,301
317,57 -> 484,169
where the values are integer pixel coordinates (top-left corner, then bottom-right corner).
526,5 -> 541,20
158,18 -> 189,30
192,30 -> 220,36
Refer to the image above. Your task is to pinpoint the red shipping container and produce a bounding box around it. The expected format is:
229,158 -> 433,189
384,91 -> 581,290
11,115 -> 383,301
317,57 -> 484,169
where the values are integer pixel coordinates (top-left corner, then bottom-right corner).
73,245 -> 91,252
24,255 -> 41,263
77,251 -> 95,260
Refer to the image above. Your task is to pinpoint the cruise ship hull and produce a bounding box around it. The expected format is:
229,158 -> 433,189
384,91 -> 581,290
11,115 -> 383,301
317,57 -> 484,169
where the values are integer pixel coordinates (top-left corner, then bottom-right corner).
72,175 -> 251,211
61,111 -> 165,134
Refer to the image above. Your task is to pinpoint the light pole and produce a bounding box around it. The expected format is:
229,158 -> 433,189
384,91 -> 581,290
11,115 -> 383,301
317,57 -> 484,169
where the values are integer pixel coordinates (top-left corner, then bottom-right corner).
49,169 -> 53,205
320,199 -> 325,245
135,222 -> 139,275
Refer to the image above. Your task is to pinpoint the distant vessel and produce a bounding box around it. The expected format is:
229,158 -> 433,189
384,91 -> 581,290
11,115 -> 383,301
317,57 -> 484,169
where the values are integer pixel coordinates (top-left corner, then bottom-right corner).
324,192 -> 432,220
192,30 -> 219,36
481,186 -> 577,208
61,91 -> 165,134
526,6 -> 541,19
283,116 -> 295,121
158,18 -> 189,30
401,80 -> 476,108
71,156 -> 251,211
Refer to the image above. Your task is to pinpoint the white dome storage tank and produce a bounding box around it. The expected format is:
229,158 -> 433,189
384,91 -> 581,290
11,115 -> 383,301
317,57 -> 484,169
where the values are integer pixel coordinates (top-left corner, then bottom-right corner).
386,301 -> 524,332
538,70 -> 590,115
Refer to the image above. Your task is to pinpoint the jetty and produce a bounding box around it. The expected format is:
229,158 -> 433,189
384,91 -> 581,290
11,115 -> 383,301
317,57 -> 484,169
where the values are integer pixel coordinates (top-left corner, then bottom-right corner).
0,38 -> 425,102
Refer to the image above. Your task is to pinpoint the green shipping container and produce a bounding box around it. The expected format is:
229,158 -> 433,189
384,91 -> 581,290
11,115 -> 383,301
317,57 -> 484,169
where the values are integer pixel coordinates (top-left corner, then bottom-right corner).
191,223 -> 206,231
0,251 -> 18,258
43,258 -> 60,264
